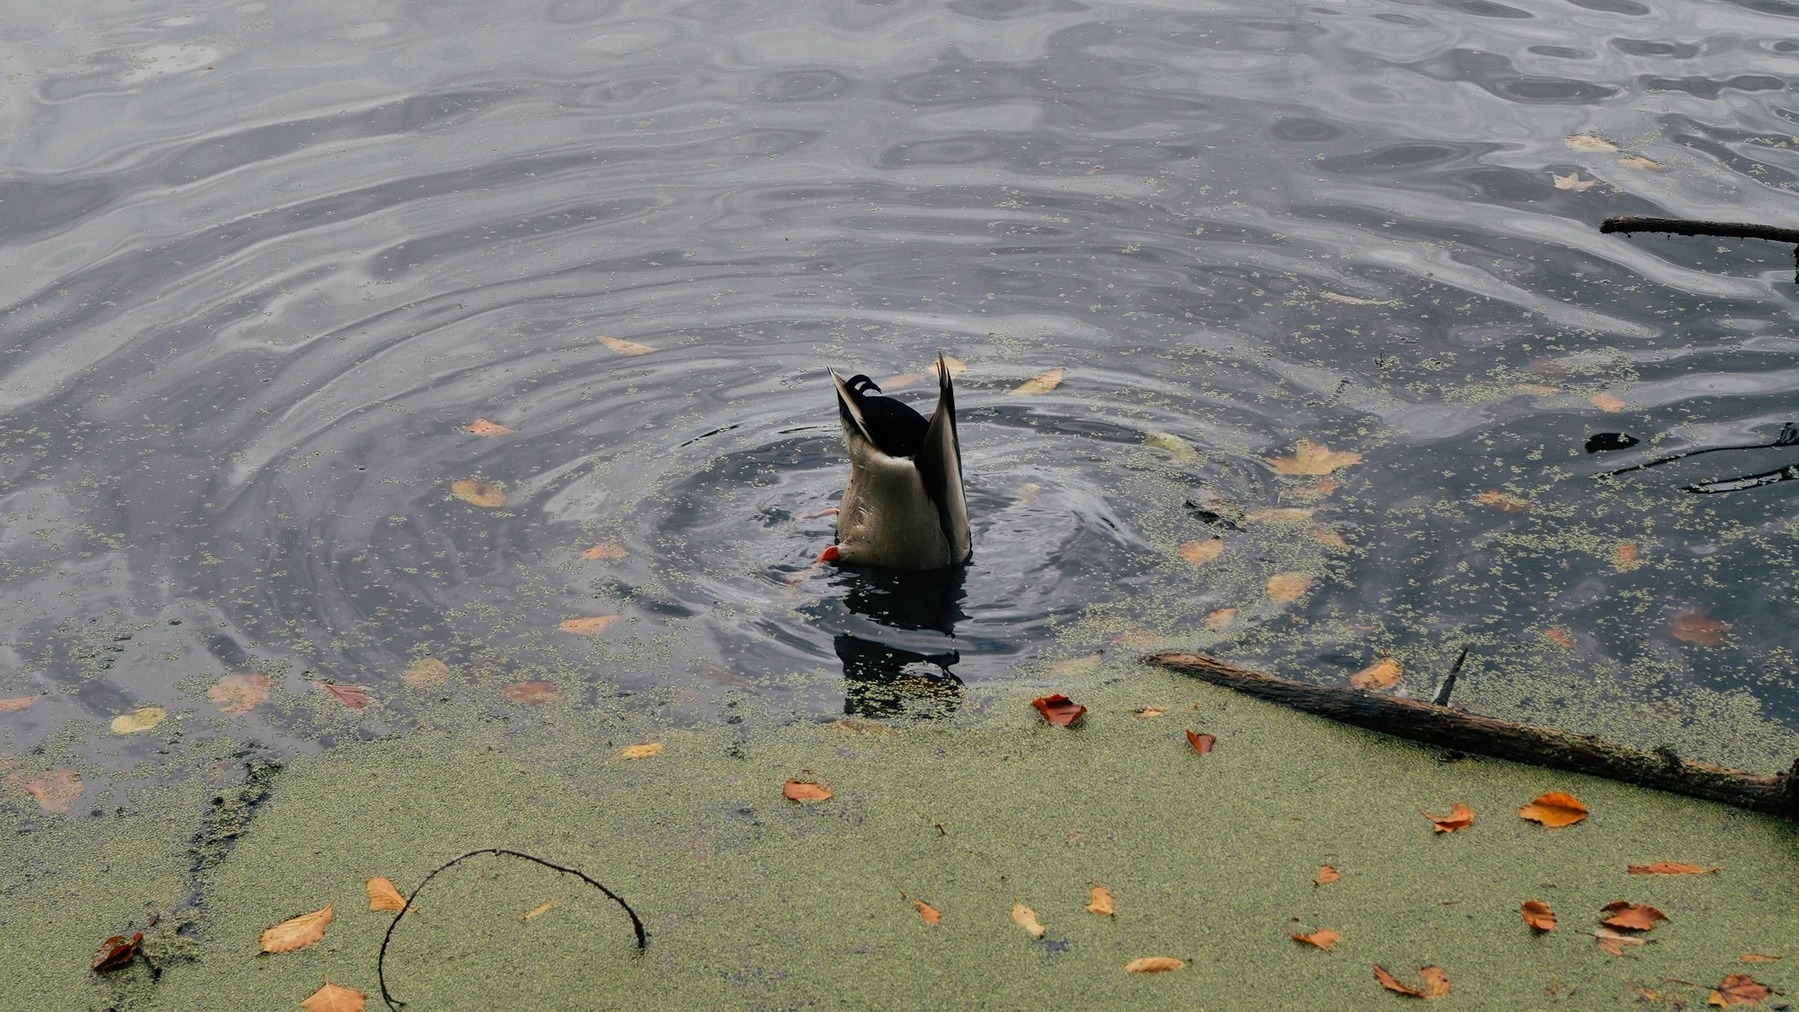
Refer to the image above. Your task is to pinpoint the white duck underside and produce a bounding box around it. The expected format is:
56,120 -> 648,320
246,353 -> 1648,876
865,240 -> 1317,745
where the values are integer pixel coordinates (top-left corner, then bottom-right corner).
835,431 -> 958,568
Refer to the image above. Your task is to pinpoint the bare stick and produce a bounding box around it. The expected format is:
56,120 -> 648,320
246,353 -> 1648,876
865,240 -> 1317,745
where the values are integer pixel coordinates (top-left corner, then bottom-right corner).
1599,215 -> 1799,282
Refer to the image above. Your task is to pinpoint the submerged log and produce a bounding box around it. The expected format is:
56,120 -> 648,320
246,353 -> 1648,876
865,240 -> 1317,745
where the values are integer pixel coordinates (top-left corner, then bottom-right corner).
1147,651 -> 1798,819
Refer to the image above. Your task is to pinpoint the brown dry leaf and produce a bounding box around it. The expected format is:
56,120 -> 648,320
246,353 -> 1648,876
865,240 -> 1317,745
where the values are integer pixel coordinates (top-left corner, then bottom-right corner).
1591,393 -> 1627,412
1011,902 -> 1047,938
1602,901 -> 1669,932
1522,900 -> 1557,932
1520,792 -> 1588,828
1615,542 -> 1641,571
260,904 -> 334,954
465,418 -> 516,437
1248,507 -> 1314,524
1205,608 -> 1236,631
1426,802 -> 1475,834
1178,539 -> 1224,565
518,901 -> 554,921
500,681 -> 564,704
1314,865 -> 1342,887
1293,927 -> 1342,951
1672,608 -> 1732,647
1375,965 -> 1450,998
1619,155 -> 1665,171
599,336 -> 656,356
583,543 -> 629,560
366,877 -> 406,912
1186,730 -> 1216,754
322,682 -> 372,710
90,932 -> 143,973
1552,172 -> 1596,191
0,695 -> 39,713
1476,491 -> 1531,512
1544,627 -> 1577,650
1710,974 -> 1772,1007
400,658 -> 449,690
1312,528 -> 1351,551
6,768 -> 83,814
1085,884 -> 1115,917
1595,926 -> 1646,956
1266,572 -> 1313,603
1628,862 -> 1715,876
903,892 -> 942,925
783,776 -> 832,803
1629,980 -> 1662,1002
1032,693 -> 1086,727
1009,367 -> 1065,396
1268,439 -> 1362,476
1740,954 -> 1780,964
299,982 -> 367,1012
559,615 -> 619,636
1124,957 -> 1186,973
1566,134 -> 1619,152
1133,707 -> 1165,719
1350,657 -> 1402,691
930,356 -> 968,379
110,706 -> 167,735
209,673 -> 273,714
450,479 -> 506,508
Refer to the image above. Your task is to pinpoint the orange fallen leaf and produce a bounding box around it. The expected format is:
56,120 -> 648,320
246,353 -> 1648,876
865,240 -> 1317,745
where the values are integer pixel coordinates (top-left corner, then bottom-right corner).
1619,155 -> 1665,171
1205,609 -> 1236,631
401,658 -> 449,689
1134,707 -> 1165,719
1709,973 -> 1771,1007
1085,884 -> 1115,917
1520,792 -> 1588,828
1125,956 -> 1185,973
5,768 -> 83,814
299,982 -> 367,1012
1522,900 -> 1557,932
523,902 -> 554,921
1602,901 -> 1669,932
1628,862 -> 1715,876
1292,927 -> 1342,951
559,615 -> 619,636
1011,902 -> 1046,938
1591,393 -> 1627,412
1595,925 -> 1646,956
783,775 -> 831,803
1350,657 -> 1402,691
322,682 -> 372,710
208,673 -> 273,714
583,543 -> 629,560
110,706 -> 167,734
260,904 -> 334,954
90,932 -> 142,973
599,336 -> 656,356
1740,954 -> 1780,963
450,479 -> 507,508
1426,802 -> 1475,834
1544,627 -> 1577,650
366,877 -> 406,911
1009,367 -> 1064,395
901,892 -> 942,925
1032,693 -> 1086,728
1248,507 -> 1314,524
1615,542 -> 1641,571
1314,865 -> 1341,886
0,695 -> 39,713
1185,730 -> 1216,754
1266,571 -> 1313,603
465,418 -> 516,437
1312,528 -> 1351,551
1268,439 -> 1362,476
1178,539 -> 1224,565
500,681 -> 564,704
618,743 -> 663,759
1672,608 -> 1731,647
1476,491 -> 1531,512
1374,965 -> 1450,998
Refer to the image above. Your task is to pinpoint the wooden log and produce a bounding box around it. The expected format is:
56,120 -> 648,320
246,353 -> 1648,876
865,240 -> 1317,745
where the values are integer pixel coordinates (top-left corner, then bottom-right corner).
1146,651 -> 1799,818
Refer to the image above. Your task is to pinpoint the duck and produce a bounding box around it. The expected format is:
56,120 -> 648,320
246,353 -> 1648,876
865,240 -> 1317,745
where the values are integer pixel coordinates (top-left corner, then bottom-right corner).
824,354 -> 972,569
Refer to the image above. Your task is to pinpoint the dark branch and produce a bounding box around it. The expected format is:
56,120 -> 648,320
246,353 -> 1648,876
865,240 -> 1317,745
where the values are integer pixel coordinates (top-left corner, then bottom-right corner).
1599,215 -> 1799,282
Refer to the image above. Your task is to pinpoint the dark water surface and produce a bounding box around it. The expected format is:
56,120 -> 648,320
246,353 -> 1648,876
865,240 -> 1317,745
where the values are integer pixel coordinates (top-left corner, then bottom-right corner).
5,0 -> 1799,784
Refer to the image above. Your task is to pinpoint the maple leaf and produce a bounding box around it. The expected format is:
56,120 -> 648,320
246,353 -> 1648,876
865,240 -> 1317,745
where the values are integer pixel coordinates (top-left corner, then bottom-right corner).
1521,900 -> 1556,932
1185,730 -> 1216,754
1011,902 -> 1047,938
558,615 -> 619,636
1709,973 -> 1772,1007
90,932 -> 142,973
1350,657 -> 1402,691
366,877 -> 406,912
450,479 -> 506,508
617,743 -> 663,759
1594,926 -> 1646,956
1009,368 -> 1065,395
782,776 -> 831,803
1031,694 -> 1086,727
583,543 -> 629,560
465,418 -> 516,437
599,336 -> 656,355
1426,802 -> 1475,833
1602,901 -> 1669,932
1292,927 -> 1342,950
1266,572 -> 1313,603
1672,608 -> 1732,647
1552,172 -> 1596,191
1314,865 -> 1341,887
1085,884 -> 1116,917
110,707 -> 167,734
1124,957 -> 1185,973
260,904 -> 334,954
1267,439 -> 1362,475
401,658 -> 449,689
1374,965 -> 1450,998
322,682 -> 372,710
1627,862 -> 1715,876
1178,539 -> 1224,565
1520,792 -> 1588,828
208,673 -> 273,714
500,681 -> 564,704
299,982 -> 367,1012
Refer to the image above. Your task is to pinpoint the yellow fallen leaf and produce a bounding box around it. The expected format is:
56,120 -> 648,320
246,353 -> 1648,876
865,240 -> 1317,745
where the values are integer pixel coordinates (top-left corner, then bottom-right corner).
366,877 -> 406,911
1125,957 -> 1186,973
1520,791 -> 1588,828
299,982 -> 367,1012
618,743 -> 664,759
1248,507 -> 1313,524
930,356 -> 967,379
1350,657 -> 1402,691
465,418 -> 516,437
1618,155 -> 1664,171
451,479 -> 506,508
1566,134 -> 1619,153
1267,439 -> 1361,476
110,707 -> 167,735
1551,172 -> 1595,191
0,696 -> 38,713
1009,368 -> 1065,395
401,658 -> 450,689
583,543 -> 629,560
1011,902 -> 1047,938
1204,608 -> 1236,631
523,901 -> 554,921
1476,491 -> 1531,512
260,904 -> 334,954
1178,539 -> 1224,565
1085,884 -> 1116,917
1266,572 -> 1313,603
599,336 -> 656,356
207,673 -> 272,715
1591,393 -> 1626,412
559,615 -> 619,636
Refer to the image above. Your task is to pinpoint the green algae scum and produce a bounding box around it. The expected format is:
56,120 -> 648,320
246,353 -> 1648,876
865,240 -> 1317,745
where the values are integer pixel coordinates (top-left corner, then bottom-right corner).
6,656 -> 1796,1010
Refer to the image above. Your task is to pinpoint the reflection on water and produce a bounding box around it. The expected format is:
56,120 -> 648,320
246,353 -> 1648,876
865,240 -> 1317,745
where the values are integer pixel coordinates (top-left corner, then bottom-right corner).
3,0 -> 1799,784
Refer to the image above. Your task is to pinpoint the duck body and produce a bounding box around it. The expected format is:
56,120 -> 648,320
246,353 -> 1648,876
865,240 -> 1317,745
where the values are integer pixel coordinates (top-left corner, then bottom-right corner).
830,356 -> 971,569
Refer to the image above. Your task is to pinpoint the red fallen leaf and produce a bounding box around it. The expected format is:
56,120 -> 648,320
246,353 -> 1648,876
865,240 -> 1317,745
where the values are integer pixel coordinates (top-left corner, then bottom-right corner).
1374,964 -> 1450,998
1627,861 -> 1716,876
1185,730 -> 1215,754
1521,900 -> 1556,932
1519,791 -> 1588,827
1601,901 -> 1669,932
1425,802 -> 1474,833
321,682 -> 371,710
90,932 -> 142,973
1032,694 -> 1085,727
1710,973 -> 1772,1007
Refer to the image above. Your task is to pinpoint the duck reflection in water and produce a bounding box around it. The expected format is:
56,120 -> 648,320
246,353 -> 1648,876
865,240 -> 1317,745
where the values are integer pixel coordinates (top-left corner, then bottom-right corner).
832,563 -> 968,718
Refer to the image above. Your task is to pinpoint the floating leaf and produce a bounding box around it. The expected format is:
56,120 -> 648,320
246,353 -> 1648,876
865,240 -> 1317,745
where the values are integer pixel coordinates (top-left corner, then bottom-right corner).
465,418 -> 515,437
583,543 -> 629,560
1602,901 -> 1669,932
1619,155 -> 1665,171
930,356 -> 967,379
1011,902 -> 1047,938
1590,393 -> 1627,412
5,768 -> 82,813
450,479 -> 506,508
1566,134 -> 1619,152
366,877 -> 406,912
1134,707 -> 1165,719
902,892 -> 942,925
559,615 -> 619,636
1009,367 -> 1064,395
1544,627 -> 1577,650
1315,865 -> 1341,886
299,982 -> 367,1012
1672,609 -> 1731,647
322,682 -> 372,710
1205,608 -> 1236,631
260,904 -> 334,954
1628,862 -> 1715,876
1085,884 -> 1115,917
1268,439 -> 1362,476
1374,965 -> 1451,998
1520,792 -> 1588,828
1595,926 -> 1646,956
1710,974 -> 1772,1007
1426,802 -> 1475,834
1615,542 -> 1641,571
110,706 -> 167,735
1312,528 -> 1350,551
1124,957 -> 1185,973
1321,291 -> 1387,305
1292,927 -> 1342,951
90,932 -> 142,973
0,695 -> 38,713
1522,900 -> 1557,932
500,681 -> 564,704
1740,954 -> 1780,964
1552,172 -> 1596,191
783,775 -> 832,803
1185,730 -> 1216,755
599,336 -> 656,356
523,902 -> 554,921
1178,539 -> 1224,565
1350,657 -> 1402,691
1476,491 -> 1531,512
617,743 -> 663,759
1032,693 -> 1086,727
208,673 -> 273,714
1248,507 -> 1314,524
1266,572 -> 1313,603
1145,432 -> 1197,460
401,658 -> 450,689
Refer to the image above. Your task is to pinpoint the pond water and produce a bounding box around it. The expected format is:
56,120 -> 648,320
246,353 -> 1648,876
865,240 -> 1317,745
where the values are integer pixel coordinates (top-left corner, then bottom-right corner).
4,0 -> 1799,782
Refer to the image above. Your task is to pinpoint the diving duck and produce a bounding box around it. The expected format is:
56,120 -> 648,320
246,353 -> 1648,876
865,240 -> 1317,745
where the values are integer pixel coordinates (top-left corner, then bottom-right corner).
826,355 -> 972,569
